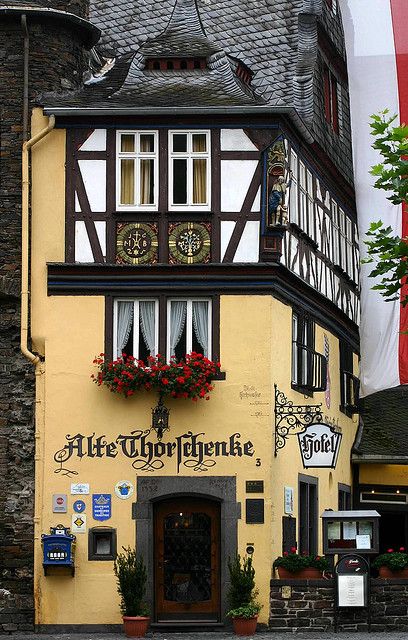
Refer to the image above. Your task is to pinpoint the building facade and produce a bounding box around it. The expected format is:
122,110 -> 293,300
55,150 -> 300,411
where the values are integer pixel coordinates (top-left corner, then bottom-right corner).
3,0 -> 361,630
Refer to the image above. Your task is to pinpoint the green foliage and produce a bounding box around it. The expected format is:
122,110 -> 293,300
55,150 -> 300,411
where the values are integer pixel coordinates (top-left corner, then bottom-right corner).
273,549 -> 330,572
364,110 -> 408,304
227,555 -> 258,611
373,548 -> 408,571
113,547 -> 148,617
226,603 -> 262,620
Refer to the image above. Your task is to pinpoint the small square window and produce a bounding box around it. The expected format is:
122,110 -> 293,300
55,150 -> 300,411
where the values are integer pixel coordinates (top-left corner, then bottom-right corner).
88,527 -> 117,561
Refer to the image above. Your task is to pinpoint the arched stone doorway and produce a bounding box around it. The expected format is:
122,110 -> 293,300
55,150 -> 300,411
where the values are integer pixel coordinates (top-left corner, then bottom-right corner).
133,476 -> 240,625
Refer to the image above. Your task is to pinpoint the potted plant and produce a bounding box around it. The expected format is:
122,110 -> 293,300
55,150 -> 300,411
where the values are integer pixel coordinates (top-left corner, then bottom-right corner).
114,547 -> 150,637
273,547 -> 330,579
373,547 -> 408,578
227,554 -> 261,636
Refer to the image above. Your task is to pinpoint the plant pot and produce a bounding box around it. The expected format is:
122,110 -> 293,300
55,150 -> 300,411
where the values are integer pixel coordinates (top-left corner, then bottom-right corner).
277,567 -> 323,579
378,566 -> 408,579
232,615 -> 258,636
123,616 -> 150,637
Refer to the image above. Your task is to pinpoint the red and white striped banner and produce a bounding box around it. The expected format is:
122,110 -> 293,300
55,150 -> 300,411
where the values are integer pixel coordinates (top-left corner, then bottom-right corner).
339,0 -> 408,396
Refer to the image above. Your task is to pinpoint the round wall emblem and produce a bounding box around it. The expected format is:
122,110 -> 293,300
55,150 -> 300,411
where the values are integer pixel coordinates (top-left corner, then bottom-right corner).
114,481 -> 134,500
169,222 -> 211,264
116,223 -> 158,265
73,499 -> 86,513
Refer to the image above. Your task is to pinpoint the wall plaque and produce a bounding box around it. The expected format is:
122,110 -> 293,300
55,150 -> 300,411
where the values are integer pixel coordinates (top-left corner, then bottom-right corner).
246,480 -> 264,494
246,499 -> 264,524
52,494 -> 67,513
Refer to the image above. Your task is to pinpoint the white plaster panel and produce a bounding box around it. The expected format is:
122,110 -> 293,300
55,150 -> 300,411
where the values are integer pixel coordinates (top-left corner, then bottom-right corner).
233,222 -> 260,263
95,221 -> 106,259
78,160 -> 106,212
251,186 -> 260,212
220,221 -> 235,261
75,193 -> 80,213
75,221 -> 93,262
221,160 -> 258,212
220,129 -> 257,151
79,129 -> 107,151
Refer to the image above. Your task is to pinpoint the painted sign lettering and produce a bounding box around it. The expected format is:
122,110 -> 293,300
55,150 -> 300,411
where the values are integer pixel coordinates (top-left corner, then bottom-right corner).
54,429 -> 255,476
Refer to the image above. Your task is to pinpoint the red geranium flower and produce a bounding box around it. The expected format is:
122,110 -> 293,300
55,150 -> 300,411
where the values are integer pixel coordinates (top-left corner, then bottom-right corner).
387,548 -> 394,553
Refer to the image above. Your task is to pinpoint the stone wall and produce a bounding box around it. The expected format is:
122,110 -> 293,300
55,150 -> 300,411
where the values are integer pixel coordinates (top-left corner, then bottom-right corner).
270,578 -> 408,632
0,3 -> 89,631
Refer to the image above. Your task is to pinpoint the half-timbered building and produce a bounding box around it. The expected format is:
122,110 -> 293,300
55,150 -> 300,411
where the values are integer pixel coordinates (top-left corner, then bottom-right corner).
24,0 -> 360,629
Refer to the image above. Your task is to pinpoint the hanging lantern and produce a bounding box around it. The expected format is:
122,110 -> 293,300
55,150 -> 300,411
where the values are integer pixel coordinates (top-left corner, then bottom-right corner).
151,395 -> 170,441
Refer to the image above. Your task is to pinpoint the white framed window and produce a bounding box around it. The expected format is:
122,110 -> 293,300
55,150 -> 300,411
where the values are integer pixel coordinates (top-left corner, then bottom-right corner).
116,131 -> 158,210
169,131 -> 211,211
289,150 -> 299,226
113,299 -> 159,360
166,298 -> 212,361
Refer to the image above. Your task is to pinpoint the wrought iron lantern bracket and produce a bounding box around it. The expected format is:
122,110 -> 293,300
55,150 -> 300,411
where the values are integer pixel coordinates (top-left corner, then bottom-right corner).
274,384 -> 323,456
151,394 -> 170,441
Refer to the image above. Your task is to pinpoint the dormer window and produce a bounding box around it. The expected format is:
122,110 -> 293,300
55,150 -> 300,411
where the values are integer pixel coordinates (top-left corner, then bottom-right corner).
145,58 -> 207,71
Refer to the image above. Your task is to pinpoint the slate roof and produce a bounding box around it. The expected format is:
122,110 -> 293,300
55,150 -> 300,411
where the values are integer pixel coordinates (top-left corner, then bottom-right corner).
41,0 -> 303,111
87,0 -> 299,106
353,386 -> 408,460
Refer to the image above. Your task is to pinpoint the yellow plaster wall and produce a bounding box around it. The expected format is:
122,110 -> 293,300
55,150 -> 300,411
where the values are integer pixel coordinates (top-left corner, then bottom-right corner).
30,111 -> 359,626
360,465 -> 408,486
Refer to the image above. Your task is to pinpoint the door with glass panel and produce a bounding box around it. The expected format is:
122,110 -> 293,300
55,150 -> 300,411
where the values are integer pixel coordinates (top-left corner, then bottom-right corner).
154,498 -> 220,621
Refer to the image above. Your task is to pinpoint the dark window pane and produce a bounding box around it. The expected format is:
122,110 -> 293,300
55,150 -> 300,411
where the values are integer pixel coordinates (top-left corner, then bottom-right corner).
173,134 -> 187,152
140,134 -> 155,153
173,159 -> 187,204
140,159 -> 154,204
122,322 -> 133,357
174,321 -> 187,361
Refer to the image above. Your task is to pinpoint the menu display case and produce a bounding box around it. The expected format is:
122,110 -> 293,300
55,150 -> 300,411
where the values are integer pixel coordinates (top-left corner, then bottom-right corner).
322,510 -> 380,555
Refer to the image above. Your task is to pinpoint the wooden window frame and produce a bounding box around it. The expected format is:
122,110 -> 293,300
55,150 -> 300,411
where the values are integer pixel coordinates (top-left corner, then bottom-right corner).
338,483 -> 352,510
115,130 -> 159,211
113,298 -> 159,359
168,130 -> 211,211
166,297 -> 212,361
298,474 -> 318,556
323,66 -> 339,134
292,311 -> 327,395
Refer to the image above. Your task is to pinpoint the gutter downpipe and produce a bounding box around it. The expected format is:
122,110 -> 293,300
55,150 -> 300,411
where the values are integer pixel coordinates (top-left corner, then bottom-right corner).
21,14 -> 29,142
21,113 -> 56,364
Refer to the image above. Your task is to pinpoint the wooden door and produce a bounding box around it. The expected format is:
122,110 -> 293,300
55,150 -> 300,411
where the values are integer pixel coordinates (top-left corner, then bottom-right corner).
154,498 -> 220,622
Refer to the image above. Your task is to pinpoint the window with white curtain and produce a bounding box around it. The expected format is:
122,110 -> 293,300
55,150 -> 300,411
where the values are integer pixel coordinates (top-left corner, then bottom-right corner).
167,298 -> 212,361
116,131 -> 158,209
169,131 -> 210,211
113,299 -> 159,360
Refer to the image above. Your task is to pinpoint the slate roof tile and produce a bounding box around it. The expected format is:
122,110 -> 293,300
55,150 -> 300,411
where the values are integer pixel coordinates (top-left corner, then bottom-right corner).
357,386 -> 408,458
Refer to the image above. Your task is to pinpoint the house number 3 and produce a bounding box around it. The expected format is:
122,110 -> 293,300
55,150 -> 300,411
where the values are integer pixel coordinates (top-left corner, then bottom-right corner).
256,458 -> 261,467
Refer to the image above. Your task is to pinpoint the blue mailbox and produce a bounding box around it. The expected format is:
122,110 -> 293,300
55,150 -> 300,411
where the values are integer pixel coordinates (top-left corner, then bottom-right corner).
41,525 -> 76,576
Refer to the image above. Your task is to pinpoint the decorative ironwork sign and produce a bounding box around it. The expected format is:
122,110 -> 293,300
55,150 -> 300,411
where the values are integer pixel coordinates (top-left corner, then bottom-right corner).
274,385 -> 323,456
297,423 -> 342,469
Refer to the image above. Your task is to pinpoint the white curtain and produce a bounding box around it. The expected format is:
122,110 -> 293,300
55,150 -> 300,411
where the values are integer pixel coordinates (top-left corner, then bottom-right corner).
192,301 -> 209,356
170,301 -> 187,357
140,301 -> 156,355
117,301 -> 134,357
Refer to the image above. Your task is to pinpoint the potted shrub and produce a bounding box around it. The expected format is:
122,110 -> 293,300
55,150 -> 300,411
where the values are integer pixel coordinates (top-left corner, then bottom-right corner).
114,547 -> 150,637
227,554 -> 261,636
273,547 -> 330,579
373,547 -> 408,578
